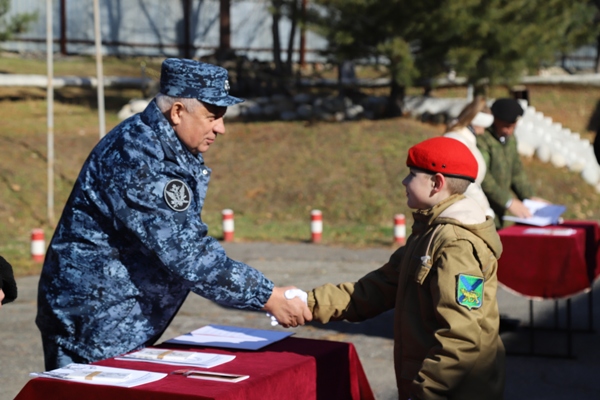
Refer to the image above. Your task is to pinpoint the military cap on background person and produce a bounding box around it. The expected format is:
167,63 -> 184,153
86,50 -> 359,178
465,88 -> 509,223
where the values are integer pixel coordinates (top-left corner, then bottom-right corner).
159,58 -> 243,107
0,255 -> 18,304
490,98 -> 524,123
406,137 -> 478,182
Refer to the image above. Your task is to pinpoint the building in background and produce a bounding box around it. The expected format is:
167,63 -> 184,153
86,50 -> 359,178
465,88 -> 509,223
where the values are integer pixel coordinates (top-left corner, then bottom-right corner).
2,0 -> 328,63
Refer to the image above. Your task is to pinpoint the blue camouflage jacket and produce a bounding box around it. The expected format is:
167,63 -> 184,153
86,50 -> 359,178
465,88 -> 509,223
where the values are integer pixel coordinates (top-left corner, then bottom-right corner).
36,100 -> 274,363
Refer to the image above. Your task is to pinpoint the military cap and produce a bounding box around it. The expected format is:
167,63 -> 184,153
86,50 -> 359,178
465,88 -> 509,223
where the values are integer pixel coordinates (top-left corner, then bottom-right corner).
159,58 -> 243,107
490,98 -> 523,123
406,137 -> 478,182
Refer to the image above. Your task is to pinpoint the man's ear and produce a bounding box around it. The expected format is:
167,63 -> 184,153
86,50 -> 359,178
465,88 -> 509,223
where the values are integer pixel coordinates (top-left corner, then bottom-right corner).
431,173 -> 446,194
169,102 -> 185,126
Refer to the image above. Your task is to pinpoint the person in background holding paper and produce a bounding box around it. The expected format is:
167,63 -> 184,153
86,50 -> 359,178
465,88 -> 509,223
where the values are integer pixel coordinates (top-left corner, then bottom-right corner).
308,137 -> 505,400
36,58 -> 311,371
444,95 -> 495,218
477,98 -> 549,228
0,255 -> 18,308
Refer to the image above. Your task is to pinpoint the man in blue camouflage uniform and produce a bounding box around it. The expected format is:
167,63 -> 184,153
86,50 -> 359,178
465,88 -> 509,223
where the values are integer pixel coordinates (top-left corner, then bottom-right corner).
36,58 -> 312,370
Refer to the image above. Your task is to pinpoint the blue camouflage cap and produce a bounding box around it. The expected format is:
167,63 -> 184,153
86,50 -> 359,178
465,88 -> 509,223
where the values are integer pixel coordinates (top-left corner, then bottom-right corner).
159,58 -> 243,107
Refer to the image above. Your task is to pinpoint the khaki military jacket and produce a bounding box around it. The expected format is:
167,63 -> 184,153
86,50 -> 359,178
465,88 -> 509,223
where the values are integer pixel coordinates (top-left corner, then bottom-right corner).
477,127 -> 534,228
309,195 -> 505,400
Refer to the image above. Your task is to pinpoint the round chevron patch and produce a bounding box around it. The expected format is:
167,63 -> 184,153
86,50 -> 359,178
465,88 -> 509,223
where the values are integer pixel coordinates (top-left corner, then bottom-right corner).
164,179 -> 191,212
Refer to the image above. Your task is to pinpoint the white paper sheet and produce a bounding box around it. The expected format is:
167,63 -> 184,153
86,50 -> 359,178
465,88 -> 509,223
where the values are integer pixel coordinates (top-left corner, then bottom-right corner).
116,348 -> 235,368
175,325 -> 268,344
503,199 -> 566,226
30,363 -> 167,388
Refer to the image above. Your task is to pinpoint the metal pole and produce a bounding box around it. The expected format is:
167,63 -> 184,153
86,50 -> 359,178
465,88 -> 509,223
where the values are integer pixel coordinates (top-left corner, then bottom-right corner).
46,0 -> 54,224
93,0 -> 106,139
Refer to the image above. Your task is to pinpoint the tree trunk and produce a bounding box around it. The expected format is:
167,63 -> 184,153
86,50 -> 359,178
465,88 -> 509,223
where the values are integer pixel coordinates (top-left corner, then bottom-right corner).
596,34 -> 600,74
386,78 -> 405,117
217,0 -> 231,60
285,0 -> 299,75
271,1 -> 283,74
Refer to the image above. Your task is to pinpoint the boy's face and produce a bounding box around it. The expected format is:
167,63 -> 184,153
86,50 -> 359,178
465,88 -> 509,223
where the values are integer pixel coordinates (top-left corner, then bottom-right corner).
402,168 -> 436,210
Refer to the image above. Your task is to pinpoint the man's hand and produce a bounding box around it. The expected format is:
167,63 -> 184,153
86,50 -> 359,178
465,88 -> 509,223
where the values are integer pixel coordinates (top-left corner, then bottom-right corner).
0,289 -> 4,309
262,286 -> 312,328
507,199 -> 532,219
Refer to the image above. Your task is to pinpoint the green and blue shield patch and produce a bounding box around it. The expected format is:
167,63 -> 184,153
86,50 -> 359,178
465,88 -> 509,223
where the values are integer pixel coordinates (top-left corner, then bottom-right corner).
456,274 -> 484,310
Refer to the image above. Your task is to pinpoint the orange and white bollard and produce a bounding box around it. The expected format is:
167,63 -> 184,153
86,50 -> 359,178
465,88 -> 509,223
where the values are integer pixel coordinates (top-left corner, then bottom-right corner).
31,228 -> 45,262
394,214 -> 406,245
222,209 -> 234,242
311,209 -> 322,243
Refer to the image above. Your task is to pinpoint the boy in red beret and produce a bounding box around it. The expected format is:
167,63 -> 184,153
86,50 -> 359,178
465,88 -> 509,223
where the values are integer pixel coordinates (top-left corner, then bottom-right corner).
307,137 -> 505,400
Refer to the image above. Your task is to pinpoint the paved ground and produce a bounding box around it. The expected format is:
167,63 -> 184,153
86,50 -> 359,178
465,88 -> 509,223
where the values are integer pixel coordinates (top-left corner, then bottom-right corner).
2,241 -> 600,399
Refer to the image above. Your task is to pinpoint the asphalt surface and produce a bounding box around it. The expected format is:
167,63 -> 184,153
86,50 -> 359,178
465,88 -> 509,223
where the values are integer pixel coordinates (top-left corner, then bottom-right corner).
2,241 -> 600,399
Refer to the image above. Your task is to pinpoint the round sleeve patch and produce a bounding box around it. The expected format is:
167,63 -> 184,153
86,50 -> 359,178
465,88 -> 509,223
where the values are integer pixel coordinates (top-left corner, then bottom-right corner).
164,179 -> 192,212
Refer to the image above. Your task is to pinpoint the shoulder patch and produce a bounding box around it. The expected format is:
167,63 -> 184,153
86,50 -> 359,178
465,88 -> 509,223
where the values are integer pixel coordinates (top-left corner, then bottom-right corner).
164,179 -> 191,212
456,274 -> 484,310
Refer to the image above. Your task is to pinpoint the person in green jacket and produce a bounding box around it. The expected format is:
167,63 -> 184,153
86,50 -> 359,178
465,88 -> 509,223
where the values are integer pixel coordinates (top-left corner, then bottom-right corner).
476,98 -> 547,228
308,137 -> 505,400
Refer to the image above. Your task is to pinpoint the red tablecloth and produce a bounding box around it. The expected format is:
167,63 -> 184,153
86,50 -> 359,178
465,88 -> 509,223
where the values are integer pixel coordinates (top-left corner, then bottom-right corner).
498,220 -> 600,299
15,337 -> 375,400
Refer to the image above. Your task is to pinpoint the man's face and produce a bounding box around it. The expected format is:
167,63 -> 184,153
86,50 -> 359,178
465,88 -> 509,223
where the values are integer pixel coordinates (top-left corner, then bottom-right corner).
402,168 -> 435,210
172,101 -> 227,155
493,119 -> 517,138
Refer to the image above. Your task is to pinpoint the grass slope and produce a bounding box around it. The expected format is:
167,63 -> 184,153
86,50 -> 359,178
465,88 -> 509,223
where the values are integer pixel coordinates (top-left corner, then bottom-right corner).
1,56 -> 599,276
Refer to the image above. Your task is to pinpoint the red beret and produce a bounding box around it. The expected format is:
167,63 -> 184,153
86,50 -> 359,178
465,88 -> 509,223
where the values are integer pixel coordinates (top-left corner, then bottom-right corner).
406,137 -> 478,182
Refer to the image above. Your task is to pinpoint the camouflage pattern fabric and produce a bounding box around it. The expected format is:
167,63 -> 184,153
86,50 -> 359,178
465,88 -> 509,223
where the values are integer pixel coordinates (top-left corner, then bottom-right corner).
159,58 -> 243,107
36,100 -> 273,369
476,128 -> 534,228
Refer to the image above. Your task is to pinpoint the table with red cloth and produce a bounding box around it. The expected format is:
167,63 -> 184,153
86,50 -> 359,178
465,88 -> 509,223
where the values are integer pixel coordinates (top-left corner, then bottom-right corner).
497,220 -> 600,357
497,220 -> 600,299
15,337 -> 375,400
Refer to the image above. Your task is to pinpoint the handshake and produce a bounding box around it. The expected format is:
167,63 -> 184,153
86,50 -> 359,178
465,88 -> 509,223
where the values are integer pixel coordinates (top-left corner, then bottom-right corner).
262,286 -> 312,328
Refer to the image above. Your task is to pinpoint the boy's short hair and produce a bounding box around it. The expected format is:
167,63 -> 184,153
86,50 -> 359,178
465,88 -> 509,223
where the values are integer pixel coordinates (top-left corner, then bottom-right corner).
406,137 -> 478,182
413,168 -> 471,195
444,176 -> 471,195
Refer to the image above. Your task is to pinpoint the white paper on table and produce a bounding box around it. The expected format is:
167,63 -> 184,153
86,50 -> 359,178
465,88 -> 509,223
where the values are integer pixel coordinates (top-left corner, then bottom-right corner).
30,363 -> 167,388
116,348 -> 235,368
172,325 -> 269,345
523,227 -> 577,236
503,199 -> 566,226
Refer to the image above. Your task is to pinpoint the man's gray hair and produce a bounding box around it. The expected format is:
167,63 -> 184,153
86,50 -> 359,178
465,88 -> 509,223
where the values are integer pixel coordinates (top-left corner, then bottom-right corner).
155,93 -> 201,113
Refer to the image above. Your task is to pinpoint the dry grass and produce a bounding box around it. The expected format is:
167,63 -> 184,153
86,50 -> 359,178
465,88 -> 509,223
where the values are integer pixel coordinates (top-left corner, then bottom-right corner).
1,56 -> 599,276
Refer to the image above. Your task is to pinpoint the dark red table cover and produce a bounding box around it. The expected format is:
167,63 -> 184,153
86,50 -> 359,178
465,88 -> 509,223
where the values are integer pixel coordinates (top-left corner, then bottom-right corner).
15,337 -> 375,400
497,220 -> 600,299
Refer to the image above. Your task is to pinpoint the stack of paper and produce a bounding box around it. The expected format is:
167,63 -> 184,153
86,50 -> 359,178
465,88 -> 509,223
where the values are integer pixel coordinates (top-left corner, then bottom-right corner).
503,199 -> 566,226
116,348 -> 235,368
164,324 -> 294,350
30,363 -> 167,388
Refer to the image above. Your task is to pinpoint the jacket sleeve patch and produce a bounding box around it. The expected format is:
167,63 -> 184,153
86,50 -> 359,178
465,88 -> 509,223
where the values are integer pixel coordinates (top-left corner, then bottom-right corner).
164,179 -> 192,211
456,274 -> 484,310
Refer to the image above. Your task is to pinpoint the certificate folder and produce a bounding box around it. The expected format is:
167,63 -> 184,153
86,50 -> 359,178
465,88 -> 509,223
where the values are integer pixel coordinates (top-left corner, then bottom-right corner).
165,324 -> 294,350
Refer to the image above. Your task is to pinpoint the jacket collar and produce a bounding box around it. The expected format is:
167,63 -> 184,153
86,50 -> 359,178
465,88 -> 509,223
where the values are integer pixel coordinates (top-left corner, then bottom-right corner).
485,126 -> 510,145
411,194 -> 465,234
140,99 -> 205,167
